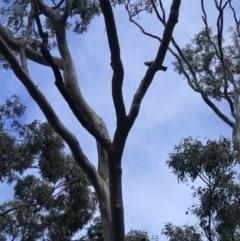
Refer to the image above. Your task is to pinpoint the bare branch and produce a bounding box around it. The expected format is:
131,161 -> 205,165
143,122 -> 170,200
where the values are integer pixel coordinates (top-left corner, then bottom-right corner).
170,36 -> 200,88
128,0 -> 181,128
143,2 -> 200,92
125,1 -> 198,92
52,0 -> 65,9
172,52 -> 199,92
99,0 -> 126,124
150,0 -> 164,24
213,0 -> 220,10
200,91 -> 234,128
131,19 -> 162,41
125,3 -> 162,42
19,44 -> 28,73
159,0 -> 166,23
19,3 -> 35,73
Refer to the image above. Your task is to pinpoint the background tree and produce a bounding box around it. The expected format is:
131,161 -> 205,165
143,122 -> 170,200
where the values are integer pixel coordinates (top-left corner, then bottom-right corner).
162,137 -> 240,241
125,229 -> 159,241
125,0 -> 239,144
128,0 -> 240,231
0,0 -> 181,240
0,95 -> 97,241
162,223 -> 202,241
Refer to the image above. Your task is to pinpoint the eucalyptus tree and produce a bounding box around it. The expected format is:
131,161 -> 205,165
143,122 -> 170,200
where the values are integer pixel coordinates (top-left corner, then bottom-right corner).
125,0 -> 240,144
0,0 -> 181,240
162,137 -> 240,241
0,96 -> 97,241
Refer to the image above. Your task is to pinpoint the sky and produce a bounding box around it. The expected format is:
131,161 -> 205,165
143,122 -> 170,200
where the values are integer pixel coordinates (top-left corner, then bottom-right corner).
0,0 -> 239,239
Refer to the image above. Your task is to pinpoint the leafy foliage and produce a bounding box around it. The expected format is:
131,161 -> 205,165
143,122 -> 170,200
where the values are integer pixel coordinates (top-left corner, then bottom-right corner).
172,26 -> 240,102
0,96 -> 97,241
162,223 -> 202,241
164,137 -> 240,241
125,229 -> 159,241
0,0 -> 100,36
80,224 -> 160,241
0,0 -> 101,69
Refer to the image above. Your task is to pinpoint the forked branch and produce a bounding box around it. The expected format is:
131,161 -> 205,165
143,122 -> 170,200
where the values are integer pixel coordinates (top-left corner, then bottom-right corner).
33,1 -> 112,151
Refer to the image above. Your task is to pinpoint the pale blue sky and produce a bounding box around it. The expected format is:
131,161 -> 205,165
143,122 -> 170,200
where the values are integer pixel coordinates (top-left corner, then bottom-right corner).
0,0 -> 238,239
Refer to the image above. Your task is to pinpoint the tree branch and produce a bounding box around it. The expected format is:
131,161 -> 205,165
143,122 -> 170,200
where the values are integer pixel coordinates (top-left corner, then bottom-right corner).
0,181 -> 64,217
0,23 -> 63,69
0,36 -> 104,198
201,0 -> 220,59
128,0 -> 181,128
229,1 -> 240,37
52,0 -> 65,10
166,33 -> 235,128
35,0 -> 58,21
200,91 -> 234,128
33,7 -> 112,150
216,1 -> 235,118
125,4 -> 162,42
125,2 -> 198,92
0,202 -> 44,217
150,0 -> 165,24
62,0 -> 73,22
158,0 -> 166,23
99,0 -> 126,124
19,3 -> 35,73
53,20 -> 111,147
201,0 -> 239,99
202,0 -> 237,114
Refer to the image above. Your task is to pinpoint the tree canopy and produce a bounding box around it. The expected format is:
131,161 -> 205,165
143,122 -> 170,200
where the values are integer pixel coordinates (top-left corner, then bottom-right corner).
0,95 -> 97,241
163,137 -> 240,241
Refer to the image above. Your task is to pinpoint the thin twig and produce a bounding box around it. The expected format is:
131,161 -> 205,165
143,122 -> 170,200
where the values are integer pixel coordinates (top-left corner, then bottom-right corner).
159,0 -> 166,23
150,0 -> 164,24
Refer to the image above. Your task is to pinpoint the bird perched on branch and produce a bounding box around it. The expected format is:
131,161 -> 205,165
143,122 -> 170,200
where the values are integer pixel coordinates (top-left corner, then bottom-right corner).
144,61 -> 167,71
